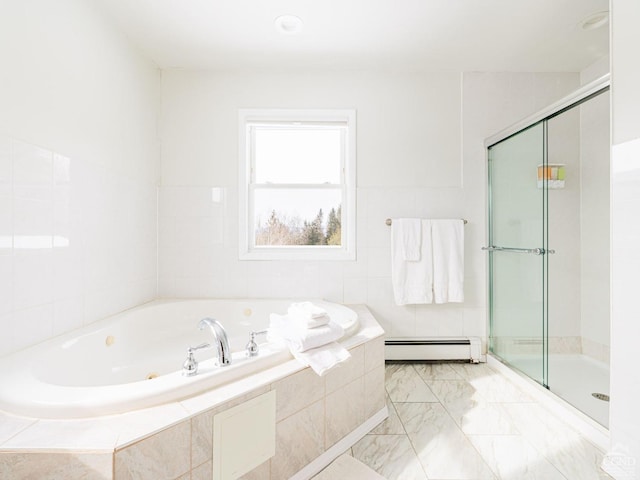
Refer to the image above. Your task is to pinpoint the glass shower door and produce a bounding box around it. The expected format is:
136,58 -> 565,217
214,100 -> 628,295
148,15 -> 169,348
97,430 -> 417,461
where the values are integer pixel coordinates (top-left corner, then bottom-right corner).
488,122 -> 547,386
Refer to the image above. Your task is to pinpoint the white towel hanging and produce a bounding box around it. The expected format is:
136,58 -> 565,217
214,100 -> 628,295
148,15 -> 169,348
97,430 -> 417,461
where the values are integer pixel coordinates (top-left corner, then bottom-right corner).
431,219 -> 465,303
390,218 -> 464,305
391,219 -> 433,305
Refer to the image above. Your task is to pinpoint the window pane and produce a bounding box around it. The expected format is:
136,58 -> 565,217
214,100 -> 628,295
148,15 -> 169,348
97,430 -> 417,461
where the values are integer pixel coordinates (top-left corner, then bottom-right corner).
254,128 -> 342,184
253,188 -> 342,246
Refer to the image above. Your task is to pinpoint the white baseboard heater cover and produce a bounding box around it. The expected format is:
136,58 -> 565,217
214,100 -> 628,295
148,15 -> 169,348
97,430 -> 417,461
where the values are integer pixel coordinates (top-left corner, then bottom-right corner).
385,337 -> 483,363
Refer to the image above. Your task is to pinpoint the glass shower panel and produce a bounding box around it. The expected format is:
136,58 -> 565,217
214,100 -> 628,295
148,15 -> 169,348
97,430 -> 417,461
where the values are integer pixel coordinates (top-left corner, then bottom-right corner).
546,91 -> 611,427
489,122 -> 547,386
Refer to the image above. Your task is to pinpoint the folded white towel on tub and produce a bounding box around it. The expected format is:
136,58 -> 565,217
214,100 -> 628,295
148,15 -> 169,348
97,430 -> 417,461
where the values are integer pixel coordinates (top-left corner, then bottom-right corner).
288,301 -> 327,319
268,313 -> 344,352
287,302 -> 330,328
291,342 -> 351,377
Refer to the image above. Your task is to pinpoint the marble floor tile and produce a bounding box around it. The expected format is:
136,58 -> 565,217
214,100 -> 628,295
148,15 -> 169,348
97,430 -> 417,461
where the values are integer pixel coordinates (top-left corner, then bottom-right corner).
427,379 -> 482,405
371,395 -> 406,435
352,434 -> 428,480
450,402 -> 519,436
312,452 -> 387,480
413,362 -> 462,381
378,363 -> 613,480
385,364 -> 438,402
469,434 -> 566,480
544,436 -> 614,480
427,381 -> 518,435
503,402 -> 592,450
468,374 -> 533,403
501,404 -> 613,480
449,362 -> 496,380
395,402 -> 496,479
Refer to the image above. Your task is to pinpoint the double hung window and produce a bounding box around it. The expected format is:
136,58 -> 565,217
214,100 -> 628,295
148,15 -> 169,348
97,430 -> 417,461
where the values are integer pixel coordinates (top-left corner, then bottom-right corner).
239,109 -> 356,260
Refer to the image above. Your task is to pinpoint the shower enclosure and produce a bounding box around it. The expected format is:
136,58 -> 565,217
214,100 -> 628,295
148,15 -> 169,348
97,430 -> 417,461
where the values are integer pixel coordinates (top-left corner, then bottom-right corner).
485,77 -> 610,427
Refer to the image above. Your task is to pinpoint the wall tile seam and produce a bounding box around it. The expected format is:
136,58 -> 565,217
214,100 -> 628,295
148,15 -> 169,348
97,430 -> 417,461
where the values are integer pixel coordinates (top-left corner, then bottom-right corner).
0,423 -> 37,449
325,376 -> 364,397
273,381 -> 327,424
363,336 -> 385,371
321,391 -> 328,459
323,376 -> 366,450
175,423 -> 196,479
0,448 -> 115,455
113,419 -> 192,453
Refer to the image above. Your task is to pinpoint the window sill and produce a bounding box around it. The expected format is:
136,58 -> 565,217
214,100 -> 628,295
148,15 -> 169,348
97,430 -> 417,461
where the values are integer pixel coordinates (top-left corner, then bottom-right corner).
239,247 -> 356,261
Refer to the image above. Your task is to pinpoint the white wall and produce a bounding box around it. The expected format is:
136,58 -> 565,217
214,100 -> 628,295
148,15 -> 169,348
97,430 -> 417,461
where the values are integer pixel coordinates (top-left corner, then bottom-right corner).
0,0 -> 160,356
608,0 -> 640,476
159,69 -> 578,349
579,91 -> 611,358
581,55 -> 610,86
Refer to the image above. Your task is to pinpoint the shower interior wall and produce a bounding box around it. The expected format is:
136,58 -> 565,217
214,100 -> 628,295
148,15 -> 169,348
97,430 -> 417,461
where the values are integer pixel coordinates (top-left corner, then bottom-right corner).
545,82 -> 610,363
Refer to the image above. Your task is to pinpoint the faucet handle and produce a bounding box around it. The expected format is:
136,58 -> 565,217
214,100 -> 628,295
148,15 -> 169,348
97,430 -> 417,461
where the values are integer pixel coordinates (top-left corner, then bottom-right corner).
245,330 -> 268,357
182,343 -> 211,377
190,343 -> 211,352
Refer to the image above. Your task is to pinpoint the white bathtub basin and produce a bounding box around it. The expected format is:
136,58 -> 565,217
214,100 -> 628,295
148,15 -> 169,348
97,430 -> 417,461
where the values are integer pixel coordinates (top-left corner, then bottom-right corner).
0,299 -> 358,419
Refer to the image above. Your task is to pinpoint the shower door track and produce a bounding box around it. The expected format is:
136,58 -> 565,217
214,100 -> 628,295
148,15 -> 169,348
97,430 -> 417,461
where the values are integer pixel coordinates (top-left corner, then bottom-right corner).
484,74 -> 610,149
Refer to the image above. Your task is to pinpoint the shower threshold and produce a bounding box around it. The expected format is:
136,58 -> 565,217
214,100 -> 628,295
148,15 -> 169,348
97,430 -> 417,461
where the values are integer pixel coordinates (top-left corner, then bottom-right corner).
487,353 -> 609,451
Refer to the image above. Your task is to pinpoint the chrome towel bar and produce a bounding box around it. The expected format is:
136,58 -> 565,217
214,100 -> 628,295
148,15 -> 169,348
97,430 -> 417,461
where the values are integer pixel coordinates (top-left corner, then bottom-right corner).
481,246 -> 555,255
385,218 -> 467,226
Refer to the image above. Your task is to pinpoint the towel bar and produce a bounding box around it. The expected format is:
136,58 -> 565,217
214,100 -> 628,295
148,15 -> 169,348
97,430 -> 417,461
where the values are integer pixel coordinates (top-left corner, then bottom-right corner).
385,218 -> 467,226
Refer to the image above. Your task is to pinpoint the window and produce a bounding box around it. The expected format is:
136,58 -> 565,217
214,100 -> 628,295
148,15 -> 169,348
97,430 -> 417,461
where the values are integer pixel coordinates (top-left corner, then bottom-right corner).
239,109 -> 356,260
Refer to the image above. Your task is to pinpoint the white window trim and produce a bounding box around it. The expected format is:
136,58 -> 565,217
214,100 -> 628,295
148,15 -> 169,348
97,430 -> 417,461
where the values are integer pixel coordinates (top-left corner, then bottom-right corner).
238,109 -> 356,261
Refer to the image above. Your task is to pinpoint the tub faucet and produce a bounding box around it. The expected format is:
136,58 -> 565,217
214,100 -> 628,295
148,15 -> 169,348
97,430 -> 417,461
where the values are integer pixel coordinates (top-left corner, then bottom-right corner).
198,318 -> 232,366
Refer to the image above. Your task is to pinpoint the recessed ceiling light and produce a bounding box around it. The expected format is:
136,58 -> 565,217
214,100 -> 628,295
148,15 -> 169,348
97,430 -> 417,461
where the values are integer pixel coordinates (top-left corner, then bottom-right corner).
580,11 -> 609,30
275,15 -> 303,35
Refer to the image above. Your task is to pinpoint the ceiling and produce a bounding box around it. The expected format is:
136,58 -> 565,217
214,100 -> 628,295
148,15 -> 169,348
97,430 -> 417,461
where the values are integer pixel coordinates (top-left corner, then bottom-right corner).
92,0 -> 609,72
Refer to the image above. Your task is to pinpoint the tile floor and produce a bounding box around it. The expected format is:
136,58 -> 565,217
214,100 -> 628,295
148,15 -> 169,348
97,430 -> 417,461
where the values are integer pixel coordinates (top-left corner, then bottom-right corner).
318,361 -> 613,480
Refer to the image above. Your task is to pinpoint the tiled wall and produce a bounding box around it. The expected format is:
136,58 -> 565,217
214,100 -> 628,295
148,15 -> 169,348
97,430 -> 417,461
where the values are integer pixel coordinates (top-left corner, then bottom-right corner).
158,70 -> 580,351
0,0 -> 160,356
0,136 -> 157,356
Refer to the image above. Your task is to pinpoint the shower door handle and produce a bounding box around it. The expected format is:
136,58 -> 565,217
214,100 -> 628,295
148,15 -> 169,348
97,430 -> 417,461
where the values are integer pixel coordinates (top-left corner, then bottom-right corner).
482,245 -> 551,255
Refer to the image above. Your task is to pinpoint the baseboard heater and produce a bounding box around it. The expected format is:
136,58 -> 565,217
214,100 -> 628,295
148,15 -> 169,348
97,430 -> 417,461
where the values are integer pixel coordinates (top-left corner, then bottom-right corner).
385,337 -> 483,363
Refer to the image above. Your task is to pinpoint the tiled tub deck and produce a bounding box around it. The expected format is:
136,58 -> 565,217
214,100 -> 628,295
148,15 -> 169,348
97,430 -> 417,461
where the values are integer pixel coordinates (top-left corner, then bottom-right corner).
0,305 -> 386,480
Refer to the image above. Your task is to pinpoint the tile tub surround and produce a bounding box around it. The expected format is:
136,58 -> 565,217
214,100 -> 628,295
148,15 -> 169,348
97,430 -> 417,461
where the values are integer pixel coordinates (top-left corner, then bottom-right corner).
0,305 -> 385,480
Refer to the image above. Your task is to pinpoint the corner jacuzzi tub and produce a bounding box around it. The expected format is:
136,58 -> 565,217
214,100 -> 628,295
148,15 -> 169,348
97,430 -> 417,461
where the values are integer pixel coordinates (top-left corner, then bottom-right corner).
0,299 -> 359,419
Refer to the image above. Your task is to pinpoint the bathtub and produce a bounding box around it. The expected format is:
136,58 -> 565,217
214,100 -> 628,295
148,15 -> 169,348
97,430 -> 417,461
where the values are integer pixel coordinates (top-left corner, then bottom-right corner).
0,299 -> 359,419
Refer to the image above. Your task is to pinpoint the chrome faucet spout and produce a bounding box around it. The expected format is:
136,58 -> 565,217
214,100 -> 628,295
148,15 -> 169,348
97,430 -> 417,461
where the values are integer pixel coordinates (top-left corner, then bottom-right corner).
198,317 -> 231,366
